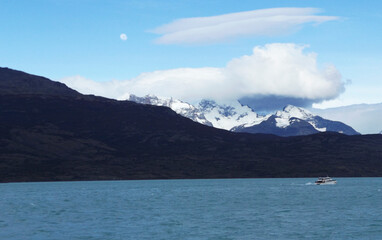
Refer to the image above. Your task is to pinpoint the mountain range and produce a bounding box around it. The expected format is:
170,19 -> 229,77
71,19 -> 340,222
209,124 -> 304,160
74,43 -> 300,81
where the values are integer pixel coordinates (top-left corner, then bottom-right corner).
1,67 -> 382,182
126,94 -> 359,137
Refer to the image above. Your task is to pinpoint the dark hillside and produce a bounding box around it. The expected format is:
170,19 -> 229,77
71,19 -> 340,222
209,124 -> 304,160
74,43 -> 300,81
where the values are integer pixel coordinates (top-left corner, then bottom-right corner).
0,67 -> 381,182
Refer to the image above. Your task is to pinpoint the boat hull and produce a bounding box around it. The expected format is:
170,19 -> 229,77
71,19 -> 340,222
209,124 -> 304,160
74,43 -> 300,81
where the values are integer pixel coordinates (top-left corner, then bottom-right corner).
315,181 -> 337,185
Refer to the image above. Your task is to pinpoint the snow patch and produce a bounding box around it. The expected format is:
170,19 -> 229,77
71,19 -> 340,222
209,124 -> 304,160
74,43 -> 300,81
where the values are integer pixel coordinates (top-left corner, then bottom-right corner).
200,100 -> 262,130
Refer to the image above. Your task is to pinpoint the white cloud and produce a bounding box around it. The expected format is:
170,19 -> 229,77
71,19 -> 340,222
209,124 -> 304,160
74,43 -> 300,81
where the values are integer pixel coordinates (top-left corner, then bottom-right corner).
60,76 -> 129,99
224,44 -> 344,100
60,43 -> 345,105
151,8 -> 339,44
120,33 -> 128,41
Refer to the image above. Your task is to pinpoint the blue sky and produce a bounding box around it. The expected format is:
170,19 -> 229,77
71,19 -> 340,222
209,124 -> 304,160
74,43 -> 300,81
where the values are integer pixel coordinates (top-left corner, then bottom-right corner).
1,0 -> 382,108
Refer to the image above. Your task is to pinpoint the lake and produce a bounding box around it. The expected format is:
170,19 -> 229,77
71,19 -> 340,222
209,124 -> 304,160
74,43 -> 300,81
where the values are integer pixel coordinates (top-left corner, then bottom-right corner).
1,178 -> 381,239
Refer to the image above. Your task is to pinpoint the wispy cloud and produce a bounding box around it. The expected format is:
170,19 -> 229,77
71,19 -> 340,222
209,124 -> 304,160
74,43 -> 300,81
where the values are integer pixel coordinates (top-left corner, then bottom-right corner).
151,8 -> 339,44
60,43 -> 345,109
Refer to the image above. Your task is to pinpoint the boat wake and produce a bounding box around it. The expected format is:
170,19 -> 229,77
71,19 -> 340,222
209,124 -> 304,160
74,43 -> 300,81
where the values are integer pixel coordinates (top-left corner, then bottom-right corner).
290,182 -> 314,186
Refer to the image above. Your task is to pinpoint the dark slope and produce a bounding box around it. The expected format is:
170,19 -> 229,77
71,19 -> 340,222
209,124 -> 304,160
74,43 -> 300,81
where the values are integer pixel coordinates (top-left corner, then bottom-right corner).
313,116 -> 359,135
0,67 -> 80,97
1,67 -> 382,182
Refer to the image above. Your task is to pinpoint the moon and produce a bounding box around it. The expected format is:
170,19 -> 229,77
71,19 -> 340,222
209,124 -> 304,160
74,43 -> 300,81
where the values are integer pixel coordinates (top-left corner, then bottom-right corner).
120,33 -> 127,41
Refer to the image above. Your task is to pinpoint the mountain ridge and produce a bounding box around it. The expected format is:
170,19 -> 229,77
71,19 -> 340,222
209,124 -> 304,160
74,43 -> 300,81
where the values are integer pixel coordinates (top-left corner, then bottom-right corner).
0,67 -> 81,97
126,94 -> 359,136
0,67 -> 381,182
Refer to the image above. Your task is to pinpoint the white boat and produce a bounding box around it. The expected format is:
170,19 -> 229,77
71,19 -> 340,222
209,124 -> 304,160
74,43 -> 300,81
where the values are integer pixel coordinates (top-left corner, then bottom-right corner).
315,176 -> 337,185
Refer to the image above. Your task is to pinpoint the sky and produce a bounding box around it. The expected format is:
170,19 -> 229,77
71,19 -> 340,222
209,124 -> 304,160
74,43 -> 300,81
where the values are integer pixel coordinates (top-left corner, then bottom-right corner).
1,0 -> 382,110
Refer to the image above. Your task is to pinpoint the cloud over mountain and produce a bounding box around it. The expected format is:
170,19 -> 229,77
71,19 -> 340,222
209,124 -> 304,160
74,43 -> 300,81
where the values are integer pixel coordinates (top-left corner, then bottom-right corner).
151,8 -> 339,44
60,43 -> 345,109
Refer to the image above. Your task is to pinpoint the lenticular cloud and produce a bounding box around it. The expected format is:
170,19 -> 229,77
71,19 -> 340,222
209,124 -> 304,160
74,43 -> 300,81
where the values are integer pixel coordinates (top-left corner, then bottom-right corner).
60,43 -> 345,107
151,8 -> 339,44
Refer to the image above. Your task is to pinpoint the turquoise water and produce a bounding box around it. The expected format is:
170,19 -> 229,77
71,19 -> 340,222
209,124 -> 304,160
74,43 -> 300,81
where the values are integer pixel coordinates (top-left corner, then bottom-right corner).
1,178 -> 381,240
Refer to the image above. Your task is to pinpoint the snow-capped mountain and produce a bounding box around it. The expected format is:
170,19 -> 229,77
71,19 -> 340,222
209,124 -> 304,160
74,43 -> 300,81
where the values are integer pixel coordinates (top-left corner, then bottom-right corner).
127,94 -> 359,136
233,105 -> 360,136
275,105 -> 325,131
198,100 -> 269,130
127,94 -> 212,126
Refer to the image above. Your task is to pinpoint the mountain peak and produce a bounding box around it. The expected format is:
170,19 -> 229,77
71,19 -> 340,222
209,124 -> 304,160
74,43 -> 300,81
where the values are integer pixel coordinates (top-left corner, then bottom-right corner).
127,94 -> 213,126
277,105 -> 314,120
283,104 -> 298,111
